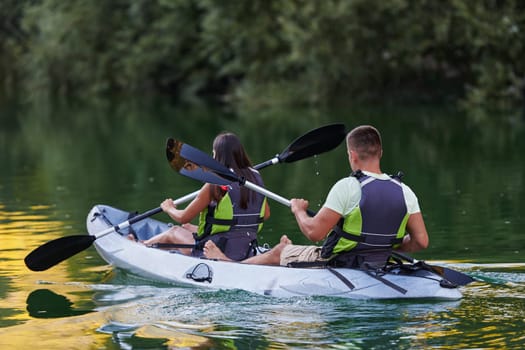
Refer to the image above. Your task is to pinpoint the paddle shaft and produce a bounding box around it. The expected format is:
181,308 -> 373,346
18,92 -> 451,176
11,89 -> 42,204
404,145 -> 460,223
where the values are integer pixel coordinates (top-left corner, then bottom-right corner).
241,180 -> 316,215
94,191 -> 200,240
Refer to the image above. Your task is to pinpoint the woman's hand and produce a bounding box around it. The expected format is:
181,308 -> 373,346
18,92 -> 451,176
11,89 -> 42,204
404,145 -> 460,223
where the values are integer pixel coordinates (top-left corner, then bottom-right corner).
160,199 -> 176,214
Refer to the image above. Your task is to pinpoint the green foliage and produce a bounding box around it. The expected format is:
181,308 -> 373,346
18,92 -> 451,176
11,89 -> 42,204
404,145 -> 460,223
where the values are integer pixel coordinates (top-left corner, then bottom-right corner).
0,0 -> 524,108
0,0 -> 27,98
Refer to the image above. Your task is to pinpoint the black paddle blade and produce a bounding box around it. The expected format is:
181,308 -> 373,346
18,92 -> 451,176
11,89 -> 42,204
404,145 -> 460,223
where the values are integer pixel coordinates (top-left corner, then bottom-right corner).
423,263 -> 475,286
439,266 -> 475,286
279,123 -> 346,163
166,138 -> 234,186
24,235 -> 96,271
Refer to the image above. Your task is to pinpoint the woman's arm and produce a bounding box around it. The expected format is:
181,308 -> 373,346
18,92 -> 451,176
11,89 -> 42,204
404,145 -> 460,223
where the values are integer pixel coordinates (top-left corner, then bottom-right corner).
161,184 -> 212,224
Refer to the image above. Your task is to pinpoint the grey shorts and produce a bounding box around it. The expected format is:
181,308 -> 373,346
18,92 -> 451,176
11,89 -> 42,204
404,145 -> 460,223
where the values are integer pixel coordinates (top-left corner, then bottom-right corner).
279,244 -> 328,266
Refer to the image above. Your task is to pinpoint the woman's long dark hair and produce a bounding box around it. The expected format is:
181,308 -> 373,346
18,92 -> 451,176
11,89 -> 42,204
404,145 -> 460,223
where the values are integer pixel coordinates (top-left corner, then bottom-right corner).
211,132 -> 258,208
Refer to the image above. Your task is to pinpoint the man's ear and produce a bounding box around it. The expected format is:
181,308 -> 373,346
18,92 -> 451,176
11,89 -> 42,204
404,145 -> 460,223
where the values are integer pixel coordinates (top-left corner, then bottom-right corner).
348,149 -> 357,164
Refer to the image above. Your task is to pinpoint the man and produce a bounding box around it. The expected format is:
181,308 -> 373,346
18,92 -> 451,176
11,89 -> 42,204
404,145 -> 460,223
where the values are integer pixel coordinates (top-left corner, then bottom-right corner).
204,125 -> 428,267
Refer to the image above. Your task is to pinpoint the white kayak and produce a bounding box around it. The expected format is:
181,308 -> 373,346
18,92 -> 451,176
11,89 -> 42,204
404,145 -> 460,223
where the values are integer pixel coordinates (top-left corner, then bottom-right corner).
87,205 -> 462,300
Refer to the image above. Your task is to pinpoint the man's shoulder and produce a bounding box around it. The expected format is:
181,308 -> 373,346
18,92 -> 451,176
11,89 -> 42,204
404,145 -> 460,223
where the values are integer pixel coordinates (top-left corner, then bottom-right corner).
325,176 -> 361,215
332,175 -> 360,188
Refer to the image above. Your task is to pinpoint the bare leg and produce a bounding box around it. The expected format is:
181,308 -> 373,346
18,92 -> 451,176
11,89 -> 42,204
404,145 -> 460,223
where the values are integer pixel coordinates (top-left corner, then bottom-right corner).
241,235 -> 292,265
142,226 -> 195,255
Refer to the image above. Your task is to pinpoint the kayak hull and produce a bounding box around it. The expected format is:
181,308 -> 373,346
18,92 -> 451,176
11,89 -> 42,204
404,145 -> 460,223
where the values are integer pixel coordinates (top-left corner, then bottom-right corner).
87,205 -> 462,300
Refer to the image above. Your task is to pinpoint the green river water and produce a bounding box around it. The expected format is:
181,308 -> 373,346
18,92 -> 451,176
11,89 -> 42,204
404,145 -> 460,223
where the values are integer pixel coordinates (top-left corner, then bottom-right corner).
0,99 -> 524,349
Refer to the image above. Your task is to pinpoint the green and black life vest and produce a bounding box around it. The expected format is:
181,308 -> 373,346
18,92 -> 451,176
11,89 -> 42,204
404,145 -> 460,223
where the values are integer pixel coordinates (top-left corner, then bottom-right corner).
321,170 -> 409,261
196,177 -> 267,238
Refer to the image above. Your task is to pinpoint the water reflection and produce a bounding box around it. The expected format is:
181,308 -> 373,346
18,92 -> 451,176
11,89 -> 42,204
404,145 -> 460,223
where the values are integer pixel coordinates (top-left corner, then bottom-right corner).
26,289 -> 92,318
0,205 -> 81,327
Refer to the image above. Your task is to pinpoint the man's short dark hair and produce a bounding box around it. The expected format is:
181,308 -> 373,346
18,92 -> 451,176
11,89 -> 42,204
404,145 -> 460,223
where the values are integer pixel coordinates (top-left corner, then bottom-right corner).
347,125 -> 382,160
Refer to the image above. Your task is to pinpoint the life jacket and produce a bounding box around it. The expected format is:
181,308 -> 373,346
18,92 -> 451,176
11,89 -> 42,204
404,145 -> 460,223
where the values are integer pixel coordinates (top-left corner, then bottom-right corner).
196,187 -> 266,237
193,170 -> 267,261
321,170 -> 408,265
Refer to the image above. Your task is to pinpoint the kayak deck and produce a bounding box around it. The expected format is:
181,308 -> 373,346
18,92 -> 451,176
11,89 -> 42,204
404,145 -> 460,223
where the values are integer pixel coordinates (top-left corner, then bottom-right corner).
87,205 -> 463,300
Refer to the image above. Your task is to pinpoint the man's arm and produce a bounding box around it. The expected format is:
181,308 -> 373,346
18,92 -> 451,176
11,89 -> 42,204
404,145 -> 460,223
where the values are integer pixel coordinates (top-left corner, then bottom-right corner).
397,212 -> 429,252
291,199 -> 341,242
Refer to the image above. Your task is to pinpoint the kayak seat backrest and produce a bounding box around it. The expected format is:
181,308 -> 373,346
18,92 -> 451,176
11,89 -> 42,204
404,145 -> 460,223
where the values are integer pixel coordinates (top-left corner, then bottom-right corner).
129,219 -> 170,241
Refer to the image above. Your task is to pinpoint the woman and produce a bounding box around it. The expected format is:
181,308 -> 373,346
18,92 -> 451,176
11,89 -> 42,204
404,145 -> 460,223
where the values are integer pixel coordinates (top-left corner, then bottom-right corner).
142,132 -> 271,261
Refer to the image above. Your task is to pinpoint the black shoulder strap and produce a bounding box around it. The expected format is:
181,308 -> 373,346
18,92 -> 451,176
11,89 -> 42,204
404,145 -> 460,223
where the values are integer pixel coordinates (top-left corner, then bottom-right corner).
350,169 -> 365,179
390,171 -> 404,182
